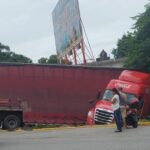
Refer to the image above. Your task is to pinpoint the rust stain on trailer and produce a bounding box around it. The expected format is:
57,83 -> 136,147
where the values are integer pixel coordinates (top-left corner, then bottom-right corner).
20,101 -> 32,112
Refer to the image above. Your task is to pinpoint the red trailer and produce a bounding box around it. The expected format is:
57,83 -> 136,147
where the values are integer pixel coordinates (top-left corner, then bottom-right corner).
0,63 -> 122,129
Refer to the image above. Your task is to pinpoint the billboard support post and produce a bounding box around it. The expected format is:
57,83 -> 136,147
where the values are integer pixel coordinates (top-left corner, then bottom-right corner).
64,55 -> 69,64
81,38 -> 87,64
73,47 -> 77,65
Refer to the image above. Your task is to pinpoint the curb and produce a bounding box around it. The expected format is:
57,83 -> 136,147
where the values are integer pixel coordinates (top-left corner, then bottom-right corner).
30,121 -> 150,131
1,121 -> 150,132
139,121 -> 150,126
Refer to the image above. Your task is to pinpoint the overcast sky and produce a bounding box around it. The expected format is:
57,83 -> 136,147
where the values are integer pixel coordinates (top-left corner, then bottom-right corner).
0,0 -> 149,62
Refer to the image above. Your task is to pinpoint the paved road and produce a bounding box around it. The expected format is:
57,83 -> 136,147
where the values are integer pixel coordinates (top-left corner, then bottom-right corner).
0,126 -> 150,150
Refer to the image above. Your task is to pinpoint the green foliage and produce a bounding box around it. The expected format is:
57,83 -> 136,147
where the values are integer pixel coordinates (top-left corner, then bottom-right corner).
0,43 -> 32,63
9,52 -> 32,63
47,55 -> 58,64
112,32 -> 135,59
38,57 -> 48,64
133,3 -> 150,40
0,43 -> 10,51
125,39 -> 150,72
112,2 -> 150,72
38,55 -> 58,64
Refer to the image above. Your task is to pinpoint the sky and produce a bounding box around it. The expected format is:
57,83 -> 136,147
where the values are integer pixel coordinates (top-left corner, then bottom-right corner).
0,0 -> 149,62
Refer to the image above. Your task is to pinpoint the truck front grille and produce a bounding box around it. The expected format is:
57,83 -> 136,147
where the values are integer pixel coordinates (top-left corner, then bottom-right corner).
94,108 -> 114,124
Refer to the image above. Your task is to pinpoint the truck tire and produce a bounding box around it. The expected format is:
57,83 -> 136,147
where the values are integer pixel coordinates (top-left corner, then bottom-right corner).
3,115 -> 21,130
132,115 -> 138,128
133,122 -> 138,128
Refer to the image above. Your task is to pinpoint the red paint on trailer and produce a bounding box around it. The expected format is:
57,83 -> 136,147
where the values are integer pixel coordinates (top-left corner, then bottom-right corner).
0,63 -> 122,125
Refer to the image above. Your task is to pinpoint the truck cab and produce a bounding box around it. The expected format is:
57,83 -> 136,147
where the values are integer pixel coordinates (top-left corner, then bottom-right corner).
0,98 -> 23,130
87,70 -> 150,125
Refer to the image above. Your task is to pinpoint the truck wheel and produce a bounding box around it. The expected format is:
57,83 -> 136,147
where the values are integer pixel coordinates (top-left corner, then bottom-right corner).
3,115 -> 21,130
132,115 -> 138,128
133,122 -> 138,128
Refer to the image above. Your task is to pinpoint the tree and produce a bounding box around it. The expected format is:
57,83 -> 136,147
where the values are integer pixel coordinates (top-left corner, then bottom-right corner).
0,51 -> 32,63
112,32 -> 135,59
38,57 -> 48,64
0,42 -> 32,63
38,55 -> 58,64
132,3 -> 150,41
0,43 -> 10,52
47,55 -> 58,64
112,2 -> 150,72
10,52 -> 32,63
125,39 -> 150,72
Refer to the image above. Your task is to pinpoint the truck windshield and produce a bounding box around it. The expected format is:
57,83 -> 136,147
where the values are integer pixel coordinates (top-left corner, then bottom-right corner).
102,89 -> 137,104
102,90 -> 113,101
125,93 -> 137,104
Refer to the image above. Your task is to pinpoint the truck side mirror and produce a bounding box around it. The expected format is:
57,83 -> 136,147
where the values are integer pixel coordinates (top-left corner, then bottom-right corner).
89,99 -> 95,104
96,90 -> 101,100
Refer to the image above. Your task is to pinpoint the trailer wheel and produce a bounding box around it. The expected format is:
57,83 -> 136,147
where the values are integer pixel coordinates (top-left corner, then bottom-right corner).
3,115 -> 21,130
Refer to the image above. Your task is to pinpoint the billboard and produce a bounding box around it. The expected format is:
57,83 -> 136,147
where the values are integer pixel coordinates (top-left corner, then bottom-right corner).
52,0 -> 82,57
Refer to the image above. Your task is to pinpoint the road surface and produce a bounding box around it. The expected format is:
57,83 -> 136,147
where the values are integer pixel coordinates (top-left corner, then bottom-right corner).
0,126 -> 150,150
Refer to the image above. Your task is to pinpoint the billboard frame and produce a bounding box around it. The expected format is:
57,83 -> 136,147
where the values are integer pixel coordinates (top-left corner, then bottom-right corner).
52,0 -> 86,64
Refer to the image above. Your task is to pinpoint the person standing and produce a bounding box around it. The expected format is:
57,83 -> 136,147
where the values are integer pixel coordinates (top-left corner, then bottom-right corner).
118,87 -> 127,128
111,88 -> 122,132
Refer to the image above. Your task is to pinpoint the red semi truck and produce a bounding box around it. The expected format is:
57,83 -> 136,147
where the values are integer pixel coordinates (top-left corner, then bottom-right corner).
87,70 -> 150,125
0,63 -> 122,129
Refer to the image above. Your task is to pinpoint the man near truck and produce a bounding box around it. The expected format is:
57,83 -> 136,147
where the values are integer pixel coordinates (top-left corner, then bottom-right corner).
111,88 -> 122,132
118,87 -> 127,128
